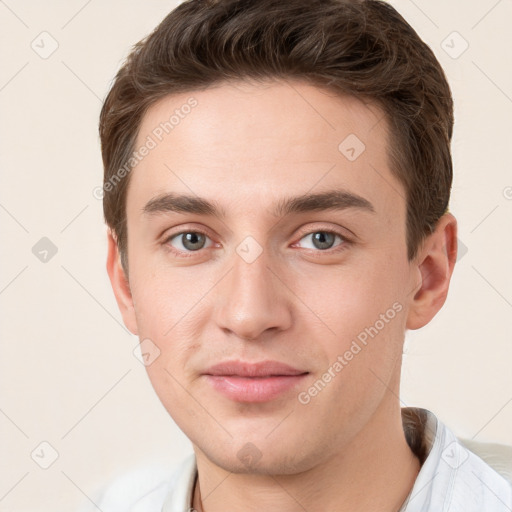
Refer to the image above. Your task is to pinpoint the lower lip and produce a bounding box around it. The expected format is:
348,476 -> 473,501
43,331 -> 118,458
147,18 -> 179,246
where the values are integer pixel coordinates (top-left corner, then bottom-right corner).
204,374 -> 308,402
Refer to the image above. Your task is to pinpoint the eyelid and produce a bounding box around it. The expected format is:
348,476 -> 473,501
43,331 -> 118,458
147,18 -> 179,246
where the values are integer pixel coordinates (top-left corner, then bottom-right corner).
289,224 -> 353,257
162,224 -> 214,242
293,223 -> 353,243
161,223 -> 354,257
162,226 -> 217,257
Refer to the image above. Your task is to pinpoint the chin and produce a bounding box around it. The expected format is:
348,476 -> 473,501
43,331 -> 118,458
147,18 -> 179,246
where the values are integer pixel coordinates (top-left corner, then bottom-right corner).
195,435 -> 322,476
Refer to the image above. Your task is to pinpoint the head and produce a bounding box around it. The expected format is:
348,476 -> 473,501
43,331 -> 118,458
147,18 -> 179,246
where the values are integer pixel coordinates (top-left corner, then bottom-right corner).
101,0 -> 457,474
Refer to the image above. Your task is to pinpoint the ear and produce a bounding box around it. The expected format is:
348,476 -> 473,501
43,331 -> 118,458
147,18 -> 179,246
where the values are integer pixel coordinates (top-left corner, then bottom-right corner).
406,212 -> 458,330
106,229 -> 138,335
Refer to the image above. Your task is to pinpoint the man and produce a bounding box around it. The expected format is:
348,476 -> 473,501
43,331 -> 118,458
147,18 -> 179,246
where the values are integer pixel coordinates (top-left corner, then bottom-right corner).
87,0 -> 512,510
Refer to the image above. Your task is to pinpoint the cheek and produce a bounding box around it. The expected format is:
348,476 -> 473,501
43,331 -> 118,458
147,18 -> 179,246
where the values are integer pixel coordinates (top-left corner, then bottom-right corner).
129,264 -> 211,368
143,359 -> 201,434
132,285 -> 169,336
129,261 -> 195,333
295,256 -> 404,331
293,256 -> 407,387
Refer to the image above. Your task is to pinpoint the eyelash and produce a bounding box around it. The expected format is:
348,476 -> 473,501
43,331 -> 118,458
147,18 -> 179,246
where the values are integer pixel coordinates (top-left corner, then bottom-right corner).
292,228 -> 351,257
163,228 -> 216,258
163,226 -> 352,258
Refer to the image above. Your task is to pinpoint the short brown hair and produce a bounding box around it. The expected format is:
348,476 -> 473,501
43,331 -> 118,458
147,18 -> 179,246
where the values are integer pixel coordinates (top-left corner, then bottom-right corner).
99,0 -> 454,273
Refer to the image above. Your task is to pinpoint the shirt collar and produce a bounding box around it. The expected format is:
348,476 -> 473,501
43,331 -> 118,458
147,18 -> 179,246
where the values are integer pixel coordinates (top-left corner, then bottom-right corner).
161,452 -> 197,512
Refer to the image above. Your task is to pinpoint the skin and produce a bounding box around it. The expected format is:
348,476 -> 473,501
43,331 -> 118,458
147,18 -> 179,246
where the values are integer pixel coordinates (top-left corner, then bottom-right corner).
107,79 -> 458,511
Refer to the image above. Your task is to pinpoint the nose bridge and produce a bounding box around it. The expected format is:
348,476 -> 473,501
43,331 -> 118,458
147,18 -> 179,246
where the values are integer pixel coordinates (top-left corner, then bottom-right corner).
213,237 -> 292,340
233,242 -> 273,301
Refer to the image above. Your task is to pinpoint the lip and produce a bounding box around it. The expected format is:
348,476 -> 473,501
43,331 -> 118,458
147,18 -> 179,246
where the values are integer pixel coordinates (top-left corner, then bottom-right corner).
204,360 -> 306,377
203,360 -> 309,402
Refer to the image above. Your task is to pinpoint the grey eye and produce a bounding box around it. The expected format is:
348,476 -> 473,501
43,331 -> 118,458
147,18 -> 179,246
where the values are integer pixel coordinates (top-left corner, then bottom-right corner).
299,231 -> 343,250
170,232 -> 210,252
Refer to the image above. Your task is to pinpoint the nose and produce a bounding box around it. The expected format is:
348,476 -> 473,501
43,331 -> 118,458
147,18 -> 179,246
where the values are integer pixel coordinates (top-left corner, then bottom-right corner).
212,243 -> 293,342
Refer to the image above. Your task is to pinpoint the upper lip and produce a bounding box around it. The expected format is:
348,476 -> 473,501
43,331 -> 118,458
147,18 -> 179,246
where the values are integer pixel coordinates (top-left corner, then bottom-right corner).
203,360 -> 308,377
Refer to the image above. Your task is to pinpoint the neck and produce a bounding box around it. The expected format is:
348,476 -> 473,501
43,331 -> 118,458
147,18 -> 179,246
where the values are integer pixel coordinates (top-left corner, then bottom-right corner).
192,400 -> 421,512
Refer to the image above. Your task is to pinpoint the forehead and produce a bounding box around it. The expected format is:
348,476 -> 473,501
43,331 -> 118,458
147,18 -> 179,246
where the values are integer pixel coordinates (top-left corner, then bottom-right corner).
127,79 -> 404,222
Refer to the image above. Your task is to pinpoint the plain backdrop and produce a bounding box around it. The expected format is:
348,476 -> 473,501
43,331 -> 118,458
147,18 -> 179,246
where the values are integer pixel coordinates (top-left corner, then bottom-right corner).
0,0 -> 511,511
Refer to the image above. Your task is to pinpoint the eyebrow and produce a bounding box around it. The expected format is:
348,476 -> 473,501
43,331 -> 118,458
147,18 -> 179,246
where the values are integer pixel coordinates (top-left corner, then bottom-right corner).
142,189 -> 376,218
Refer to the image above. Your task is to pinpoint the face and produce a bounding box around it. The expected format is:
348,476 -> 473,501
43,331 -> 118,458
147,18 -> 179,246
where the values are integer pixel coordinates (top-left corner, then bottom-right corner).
107,79 -> 452,475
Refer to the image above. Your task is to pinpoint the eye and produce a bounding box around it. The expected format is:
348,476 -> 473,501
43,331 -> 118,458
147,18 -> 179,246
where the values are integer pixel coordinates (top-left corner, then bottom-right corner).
296,230 -> 347,251
166,231 -> 214,253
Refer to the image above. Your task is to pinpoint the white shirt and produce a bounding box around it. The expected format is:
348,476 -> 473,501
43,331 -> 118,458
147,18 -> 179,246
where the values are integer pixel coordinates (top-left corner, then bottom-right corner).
80,407 -> 512,511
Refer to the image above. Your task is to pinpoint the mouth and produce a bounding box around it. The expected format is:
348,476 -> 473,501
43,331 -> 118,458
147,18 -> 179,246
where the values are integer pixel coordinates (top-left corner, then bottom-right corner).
203,360 -> 309,402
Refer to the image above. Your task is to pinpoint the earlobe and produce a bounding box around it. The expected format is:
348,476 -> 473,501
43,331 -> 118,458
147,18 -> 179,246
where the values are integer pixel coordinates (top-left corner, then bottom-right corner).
405,213 -> 458,330
106,229 -> 139,335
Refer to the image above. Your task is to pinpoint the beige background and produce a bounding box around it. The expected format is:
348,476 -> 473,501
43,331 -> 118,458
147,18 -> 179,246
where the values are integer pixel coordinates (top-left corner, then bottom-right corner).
0,0 -> 511,510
